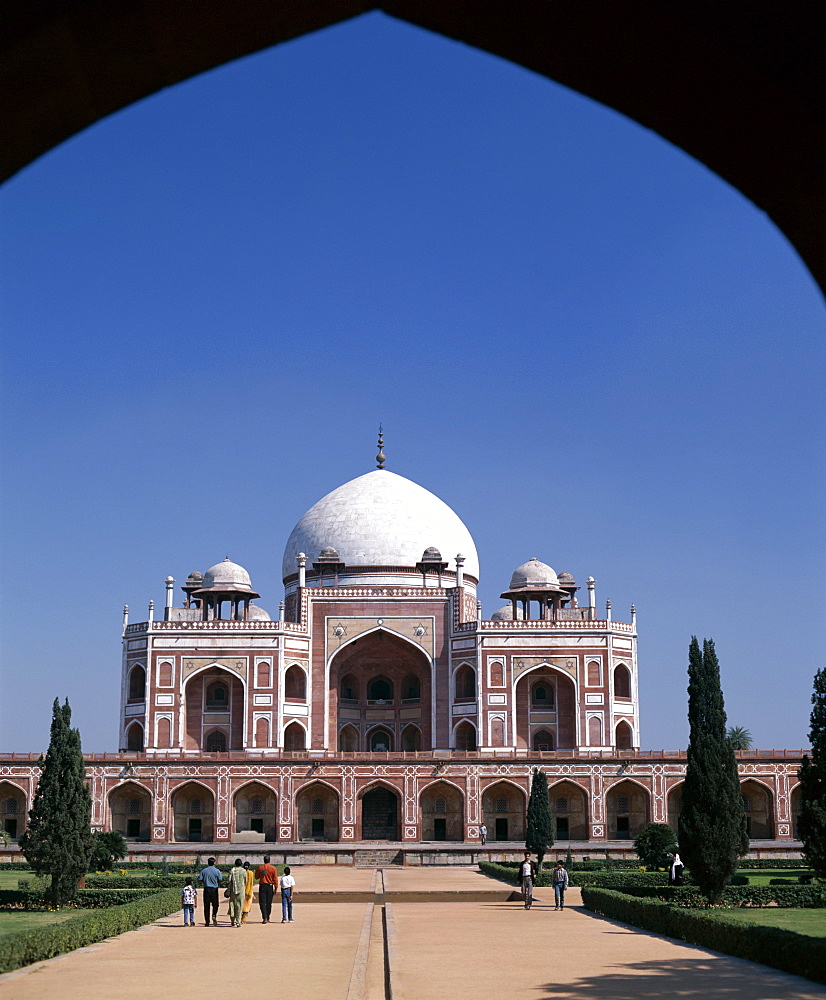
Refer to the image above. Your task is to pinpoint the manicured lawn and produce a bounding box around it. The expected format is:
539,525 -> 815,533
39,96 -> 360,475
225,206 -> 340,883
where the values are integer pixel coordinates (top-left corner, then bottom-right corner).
706,907 -> 826,937
742,869 -> 812,886
0,909 -> 93,937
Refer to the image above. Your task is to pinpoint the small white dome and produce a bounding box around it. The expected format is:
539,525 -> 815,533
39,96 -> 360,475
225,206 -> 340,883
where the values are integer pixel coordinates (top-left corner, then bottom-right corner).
491,604 -> 525,621
509,557 -> 559,589
202,557 -> 253,591
247,604 -> 271,621
282,470 -> 479,581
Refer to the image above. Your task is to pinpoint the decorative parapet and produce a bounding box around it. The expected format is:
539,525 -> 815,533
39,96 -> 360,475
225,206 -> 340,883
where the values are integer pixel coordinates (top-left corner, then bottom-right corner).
125,619 -> 308,634
455,619 -> 635,634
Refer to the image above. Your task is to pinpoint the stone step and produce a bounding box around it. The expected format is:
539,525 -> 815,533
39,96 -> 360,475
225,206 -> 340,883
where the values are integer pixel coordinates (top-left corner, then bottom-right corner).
354,849 -> 404,867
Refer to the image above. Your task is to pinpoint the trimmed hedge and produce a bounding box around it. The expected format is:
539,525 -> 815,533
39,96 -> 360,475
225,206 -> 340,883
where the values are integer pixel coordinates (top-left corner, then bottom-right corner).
0,887 -> 182,973
0,888 -> 164,909
609,884 -> 826,908
478,862 -> 668,888
581,887 -> 826,984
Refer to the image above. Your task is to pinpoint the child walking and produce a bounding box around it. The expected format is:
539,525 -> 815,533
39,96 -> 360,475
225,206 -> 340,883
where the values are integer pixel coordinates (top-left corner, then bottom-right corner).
280,866 -> 296,922
182,877 -> 197,926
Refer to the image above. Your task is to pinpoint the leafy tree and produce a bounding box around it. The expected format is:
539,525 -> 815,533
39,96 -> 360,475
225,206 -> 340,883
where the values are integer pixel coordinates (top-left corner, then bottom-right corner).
89,831 -> 128,871
798,667 -> 826,879
525,767 -> 554,870
634,822 -> 677,870
678,638 -> 748,903
727,726 -> 753,751
20,699 -> 94,906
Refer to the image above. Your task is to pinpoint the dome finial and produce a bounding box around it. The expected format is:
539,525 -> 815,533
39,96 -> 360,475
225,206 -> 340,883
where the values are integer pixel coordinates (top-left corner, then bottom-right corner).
376,424 -> 386,469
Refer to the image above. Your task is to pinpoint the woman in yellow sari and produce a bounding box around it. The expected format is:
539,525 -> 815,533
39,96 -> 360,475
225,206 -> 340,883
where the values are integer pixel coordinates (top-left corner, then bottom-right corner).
240,861 -> 255,923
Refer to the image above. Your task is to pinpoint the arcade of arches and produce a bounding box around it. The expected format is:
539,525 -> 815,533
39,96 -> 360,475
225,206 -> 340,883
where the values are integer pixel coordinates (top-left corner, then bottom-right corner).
0,770 -> 797,845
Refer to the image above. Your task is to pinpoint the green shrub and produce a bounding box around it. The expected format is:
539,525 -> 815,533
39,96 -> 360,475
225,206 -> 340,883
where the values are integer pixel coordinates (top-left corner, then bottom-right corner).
82,875 -> 188,890
616,884 -> 826,908
0,887 -> 182,973
0,888 -> 167,909
581,888 -> 826,984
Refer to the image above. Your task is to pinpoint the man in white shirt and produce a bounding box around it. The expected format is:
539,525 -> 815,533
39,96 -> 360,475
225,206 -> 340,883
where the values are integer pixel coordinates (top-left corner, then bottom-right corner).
519,852 -> 537,909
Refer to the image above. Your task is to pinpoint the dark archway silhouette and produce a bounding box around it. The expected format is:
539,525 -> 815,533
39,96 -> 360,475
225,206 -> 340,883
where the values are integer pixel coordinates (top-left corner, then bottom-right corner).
1,4 -> 824,293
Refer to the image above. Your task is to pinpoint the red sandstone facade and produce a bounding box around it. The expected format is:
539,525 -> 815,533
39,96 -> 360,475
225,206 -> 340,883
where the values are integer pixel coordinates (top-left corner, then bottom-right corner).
0,464 -> 804,851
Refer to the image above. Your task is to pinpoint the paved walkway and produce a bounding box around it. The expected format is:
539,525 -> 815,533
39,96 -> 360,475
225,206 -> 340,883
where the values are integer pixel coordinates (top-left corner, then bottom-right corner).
1,868 -> 823,1000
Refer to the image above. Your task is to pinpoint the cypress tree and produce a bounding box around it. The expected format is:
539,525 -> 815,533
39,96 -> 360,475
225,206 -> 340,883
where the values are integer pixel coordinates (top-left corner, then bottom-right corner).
20,699 -> 93,906
678,637 -> 748,903
798,667 -> 826,879
525,767 -> 554,871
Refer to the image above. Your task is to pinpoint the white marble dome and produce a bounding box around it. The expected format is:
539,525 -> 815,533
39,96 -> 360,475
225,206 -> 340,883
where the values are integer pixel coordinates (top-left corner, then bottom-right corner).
282,470 -> 479,581
202,557 -> 254,591
491,604 -> 525,621
509,557 -> 558,589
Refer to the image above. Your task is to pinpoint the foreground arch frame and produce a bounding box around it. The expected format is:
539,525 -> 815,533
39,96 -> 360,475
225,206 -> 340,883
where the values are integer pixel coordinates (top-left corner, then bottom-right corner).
2,3 -> 824,294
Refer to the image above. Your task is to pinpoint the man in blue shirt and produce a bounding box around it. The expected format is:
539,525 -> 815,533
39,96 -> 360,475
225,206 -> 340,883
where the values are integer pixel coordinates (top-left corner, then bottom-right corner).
198,857 -> 223,926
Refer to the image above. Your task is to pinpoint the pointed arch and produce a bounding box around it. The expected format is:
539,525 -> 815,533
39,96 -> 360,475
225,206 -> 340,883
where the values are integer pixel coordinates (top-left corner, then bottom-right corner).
125,720 -> 144,751
615,719 -> 634,750
454,663 -> 476,701
171,780 -> 215,842
420,779 -> 465,841
295,780 -> 341,841
366,726 -> 394,753
514,663 -> 578,750
284,664 -> 307,700
233,780 -> 277,840
108,780 -> 152,841
401,723 -> 421,752
614,663 -> 632,699
605,778 -> 650,840
453,720 -> 477,752
0,781 -> 27,841
740,778 -> 774,838
358,780 -> 400,841
532,729 -> 554,751
338,724 -> 359,752
548,778 -> 589,840
283,720 -> 307,751
481,780 -> 527,842
127,664 -> 146,701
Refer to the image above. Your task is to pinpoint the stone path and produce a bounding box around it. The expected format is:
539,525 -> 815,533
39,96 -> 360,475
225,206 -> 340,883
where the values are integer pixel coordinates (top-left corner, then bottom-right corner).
1,868 -> 823,1000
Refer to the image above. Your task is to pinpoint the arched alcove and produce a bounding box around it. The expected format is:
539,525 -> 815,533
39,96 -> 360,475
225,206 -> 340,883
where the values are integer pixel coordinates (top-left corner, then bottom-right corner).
0,783 -> 27,841
283,721 -> 307,751
454,665 -> 476,702
183,667 -> 243,751
401,724 -> 421,752
549,780 -> 589,840
360,783 -> 400,841
606,780 -> 650,840
338,724 -> 359,752
297,781 -> 340,842
741,779 -> 774,839
330,629 -> 432,749
109,781 -> 152,841
368,726 -> 393,753
515,667 -> 575,750
284,665 -> 307,701
420,781 -> 464,841
481,781 -> 526,842
125,721 -> 144,752
454,720 -> 477,752
234,781 -> 277,841
614,664 -> 632,700
615,720 -> 634,750
171,782 -> 215,842
128,665 -> 146,702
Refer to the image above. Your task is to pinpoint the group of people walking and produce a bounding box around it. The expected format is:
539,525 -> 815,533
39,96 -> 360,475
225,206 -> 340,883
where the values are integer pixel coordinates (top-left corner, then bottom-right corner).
183,856 -> 296,926
519,853 -> 569,910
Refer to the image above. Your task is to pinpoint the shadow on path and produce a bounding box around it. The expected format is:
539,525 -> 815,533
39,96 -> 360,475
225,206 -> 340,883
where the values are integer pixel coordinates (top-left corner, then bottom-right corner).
533,957 -> 826,1000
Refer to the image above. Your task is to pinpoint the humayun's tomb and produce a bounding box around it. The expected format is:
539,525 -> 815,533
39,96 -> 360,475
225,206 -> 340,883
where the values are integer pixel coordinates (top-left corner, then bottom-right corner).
0,441 -> 803,860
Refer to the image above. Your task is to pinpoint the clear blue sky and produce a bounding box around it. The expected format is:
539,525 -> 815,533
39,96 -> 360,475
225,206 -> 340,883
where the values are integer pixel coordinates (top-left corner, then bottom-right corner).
1,13 -> 823,753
